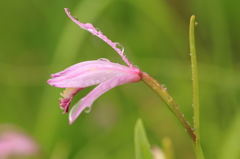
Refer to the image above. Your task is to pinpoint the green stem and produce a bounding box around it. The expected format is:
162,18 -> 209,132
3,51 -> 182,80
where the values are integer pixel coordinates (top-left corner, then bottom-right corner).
189,15 -> 204,159
141,15 -> 205,159
140,72 -> 196,143
189,15 -> 200,143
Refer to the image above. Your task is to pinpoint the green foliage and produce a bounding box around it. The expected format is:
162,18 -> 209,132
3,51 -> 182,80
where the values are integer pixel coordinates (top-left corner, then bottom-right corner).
134,119 -> 154,159
1,0 -> 240,158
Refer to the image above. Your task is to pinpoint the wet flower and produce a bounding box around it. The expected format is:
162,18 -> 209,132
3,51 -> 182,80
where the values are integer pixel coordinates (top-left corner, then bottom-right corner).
48,8 -> 141,124
48,59 -> 140,124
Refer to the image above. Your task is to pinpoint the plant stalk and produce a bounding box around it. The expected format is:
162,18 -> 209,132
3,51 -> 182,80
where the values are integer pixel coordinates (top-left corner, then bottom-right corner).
189,15 -> 204,159
140,72 -> 196,143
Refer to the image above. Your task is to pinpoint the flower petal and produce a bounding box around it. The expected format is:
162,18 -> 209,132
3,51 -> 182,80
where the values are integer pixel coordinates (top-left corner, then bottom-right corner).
64,8 -> 136,69
69,74 -> 141,124
59,87 -> 83,113
0,128 -> 38,158
47,59 -> 140,88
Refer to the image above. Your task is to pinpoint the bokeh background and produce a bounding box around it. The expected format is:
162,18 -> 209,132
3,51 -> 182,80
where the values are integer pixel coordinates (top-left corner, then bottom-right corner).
1,0 -> 240,158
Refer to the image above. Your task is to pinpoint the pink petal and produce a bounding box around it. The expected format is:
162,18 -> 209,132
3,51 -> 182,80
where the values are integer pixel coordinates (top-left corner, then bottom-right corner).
64,8 -> 140,70
59,88 -> 83,113
69,74 -> 141,124
0,130 -> 38,158
48,59 -> 140,88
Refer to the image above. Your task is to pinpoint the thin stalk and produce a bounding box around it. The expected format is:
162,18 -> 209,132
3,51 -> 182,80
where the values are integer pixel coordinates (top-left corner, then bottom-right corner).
141,72 -> 196,143
189,15 -> 204,159
141,15 -> 204,159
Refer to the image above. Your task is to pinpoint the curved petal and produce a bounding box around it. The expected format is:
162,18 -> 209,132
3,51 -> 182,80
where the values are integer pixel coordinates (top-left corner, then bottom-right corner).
59,87 -> 83,113
64,8 -> 136,69
69,74 -> 141,124
48,60 -> 140,88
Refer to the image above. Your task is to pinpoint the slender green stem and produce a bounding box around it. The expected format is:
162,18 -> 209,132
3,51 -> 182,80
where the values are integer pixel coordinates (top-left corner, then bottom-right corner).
141,72 -> 196,143
189,15 -> 200,142
141,15 -> 204,159
189,15 -> 204,159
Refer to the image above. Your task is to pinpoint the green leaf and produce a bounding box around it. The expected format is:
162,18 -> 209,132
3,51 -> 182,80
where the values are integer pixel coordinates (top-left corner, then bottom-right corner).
134,119 -> 154,159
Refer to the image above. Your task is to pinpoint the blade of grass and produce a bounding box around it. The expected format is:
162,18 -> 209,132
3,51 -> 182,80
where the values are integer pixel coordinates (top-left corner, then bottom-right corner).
134,119 -> 154,159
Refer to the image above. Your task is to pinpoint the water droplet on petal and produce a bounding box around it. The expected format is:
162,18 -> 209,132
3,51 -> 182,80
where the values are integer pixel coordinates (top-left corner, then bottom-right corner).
96,27 -> 101,32
115,42 -> 124,52
84,106 -> 91,113
134,65 -> 139,68
98,58 -> 110,62
73,16 -> 79,21
87,28 -> 94,32
84,23 -> 95,32
69,100 -> 82,122
96,28 -> 102,35
84,23 -> 94,28
161,84 -> 167,90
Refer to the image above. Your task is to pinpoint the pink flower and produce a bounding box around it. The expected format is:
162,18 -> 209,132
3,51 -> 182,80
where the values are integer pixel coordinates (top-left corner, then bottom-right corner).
0,126 -> 38,159
47,9 -> 141,124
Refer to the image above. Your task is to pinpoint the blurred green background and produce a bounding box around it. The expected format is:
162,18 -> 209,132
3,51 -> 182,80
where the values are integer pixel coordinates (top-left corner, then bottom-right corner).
1,0 -> 240,158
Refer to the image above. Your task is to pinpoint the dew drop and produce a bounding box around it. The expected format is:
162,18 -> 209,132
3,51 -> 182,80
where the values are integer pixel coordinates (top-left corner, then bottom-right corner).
87,28 -> 94,32
161,84 -> 167,90
69,100 -> 82,122
115,42 -> 124,52
84,23 -> 95,32
73,16 -> 79,21
184,129 -> 187,132
182,114 -> 185,117
168,96 -> 173,101
174,104 -> 179,108
191,128 -> 196,131
85,23 -> 94,28
84,106 -> 92,113
96,28 -> 102,35
96,28 -> 101,32
134,65 -> 139,69
98,58 -> 110,62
